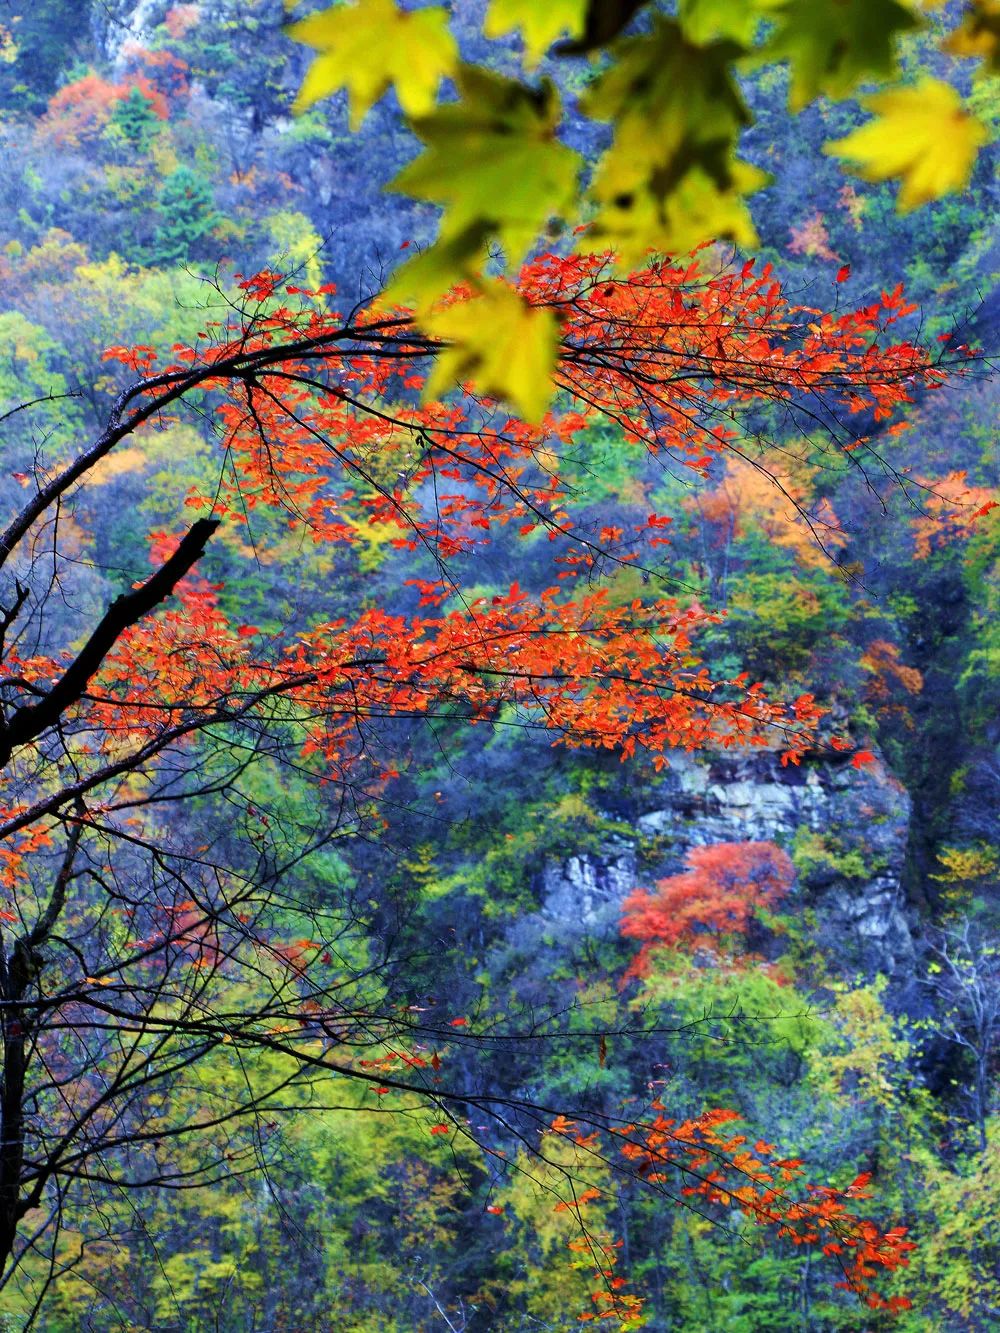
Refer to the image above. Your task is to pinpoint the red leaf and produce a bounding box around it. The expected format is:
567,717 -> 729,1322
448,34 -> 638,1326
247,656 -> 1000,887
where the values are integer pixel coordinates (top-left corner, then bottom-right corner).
851,750 -> 877,769
836,265 -> 851,283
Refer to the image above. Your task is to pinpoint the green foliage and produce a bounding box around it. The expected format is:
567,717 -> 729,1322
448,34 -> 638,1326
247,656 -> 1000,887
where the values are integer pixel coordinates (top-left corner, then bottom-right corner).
958,517 -> 1000,736
150,166 -> 221,266
0,310 -> 80,455
644,960 -> 829,1059
0,0 -> 74,109
429,783 -> 631,915
161,0 -> 292,127
107,85 -> 162,151
791,827 -> 874,884
728,568 -> 851,675
899,1120 -> 1000,1327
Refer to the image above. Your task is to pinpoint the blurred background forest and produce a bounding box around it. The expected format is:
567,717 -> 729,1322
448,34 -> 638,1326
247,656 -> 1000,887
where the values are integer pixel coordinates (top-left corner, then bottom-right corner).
0,1 -> 998,1328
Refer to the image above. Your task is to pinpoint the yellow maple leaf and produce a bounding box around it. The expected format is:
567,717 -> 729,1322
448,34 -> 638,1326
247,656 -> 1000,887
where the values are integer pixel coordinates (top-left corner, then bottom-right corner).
825,77 -> 988,211
484,0 -> 587,64
380,222 -> 492,311
421,281 -> 559,424
581,19 -> 765,264
943,0 -> 1000,74
587,150 -> 766,266
289,0 -> 457,127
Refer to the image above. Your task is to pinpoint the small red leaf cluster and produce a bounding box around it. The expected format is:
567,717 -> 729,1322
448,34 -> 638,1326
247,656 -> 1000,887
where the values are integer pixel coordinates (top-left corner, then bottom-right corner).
549,1109 -> 914,1320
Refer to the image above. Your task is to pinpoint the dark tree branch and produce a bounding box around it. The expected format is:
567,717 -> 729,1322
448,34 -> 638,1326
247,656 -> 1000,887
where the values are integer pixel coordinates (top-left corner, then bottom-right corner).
0,519 -> 220,769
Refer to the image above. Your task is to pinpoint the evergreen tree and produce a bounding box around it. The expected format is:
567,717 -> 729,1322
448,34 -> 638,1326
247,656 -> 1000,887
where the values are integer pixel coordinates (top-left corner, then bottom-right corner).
108,86 -> 161,152
149,166 -> 220,266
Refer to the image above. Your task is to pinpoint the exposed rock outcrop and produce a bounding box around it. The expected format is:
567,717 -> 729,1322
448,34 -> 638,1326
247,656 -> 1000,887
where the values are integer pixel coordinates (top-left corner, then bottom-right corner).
539,751 -> 914,978
91,0 -> 165,67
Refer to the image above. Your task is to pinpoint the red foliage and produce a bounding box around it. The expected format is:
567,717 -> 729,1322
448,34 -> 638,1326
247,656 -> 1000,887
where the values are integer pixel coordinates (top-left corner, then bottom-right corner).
621,841 -> 795,975
547,1108 -> 915,1321
121,43 -> 190,106
164,4 -> 200,39
84,254 -> 961,790
42,74 -> 123,145
41,72 -> 168,147
0,252 -> 966,1307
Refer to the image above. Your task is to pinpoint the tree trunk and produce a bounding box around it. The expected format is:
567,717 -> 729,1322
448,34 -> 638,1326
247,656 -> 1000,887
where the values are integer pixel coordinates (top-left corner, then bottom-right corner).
0,938 -> 30,1273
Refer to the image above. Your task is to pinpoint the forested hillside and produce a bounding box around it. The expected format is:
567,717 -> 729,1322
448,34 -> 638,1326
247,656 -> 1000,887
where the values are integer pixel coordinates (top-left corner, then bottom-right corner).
0,2 -> 997,1329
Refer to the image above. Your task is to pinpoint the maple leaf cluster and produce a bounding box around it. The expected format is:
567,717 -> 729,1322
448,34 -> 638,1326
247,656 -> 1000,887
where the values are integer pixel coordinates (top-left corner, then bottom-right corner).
548,1108 -> 914,1322
82,254 -> 962,796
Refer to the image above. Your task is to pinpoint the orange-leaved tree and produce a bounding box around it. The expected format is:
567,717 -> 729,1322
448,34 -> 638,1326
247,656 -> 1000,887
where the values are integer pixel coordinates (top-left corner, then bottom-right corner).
0,250 -> 970,1317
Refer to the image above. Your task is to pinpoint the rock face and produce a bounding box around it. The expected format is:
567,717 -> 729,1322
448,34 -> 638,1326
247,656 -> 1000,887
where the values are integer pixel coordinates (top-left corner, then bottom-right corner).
541,840 -> 637,932
91,0 -> 164,66
540,751 -> 914,978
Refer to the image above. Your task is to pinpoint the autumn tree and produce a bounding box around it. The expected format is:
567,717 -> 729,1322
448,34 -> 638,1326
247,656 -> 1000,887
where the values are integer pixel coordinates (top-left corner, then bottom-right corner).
0,250 -> 971,1319
621,840 -> 796,976
39,73 -> 168,148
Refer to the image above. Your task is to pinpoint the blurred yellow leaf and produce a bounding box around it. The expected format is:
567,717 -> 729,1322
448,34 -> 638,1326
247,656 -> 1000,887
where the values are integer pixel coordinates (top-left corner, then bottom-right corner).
679,0 -> 785,45
290,0 -> 457,127
484,0 -> 587,64
826,78 -> 988,211
588,147 -> 765,265
380,221 -> 492,310
582,20 -> 765,263
421,281 -> 559,423
943,0 -> 1000,74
